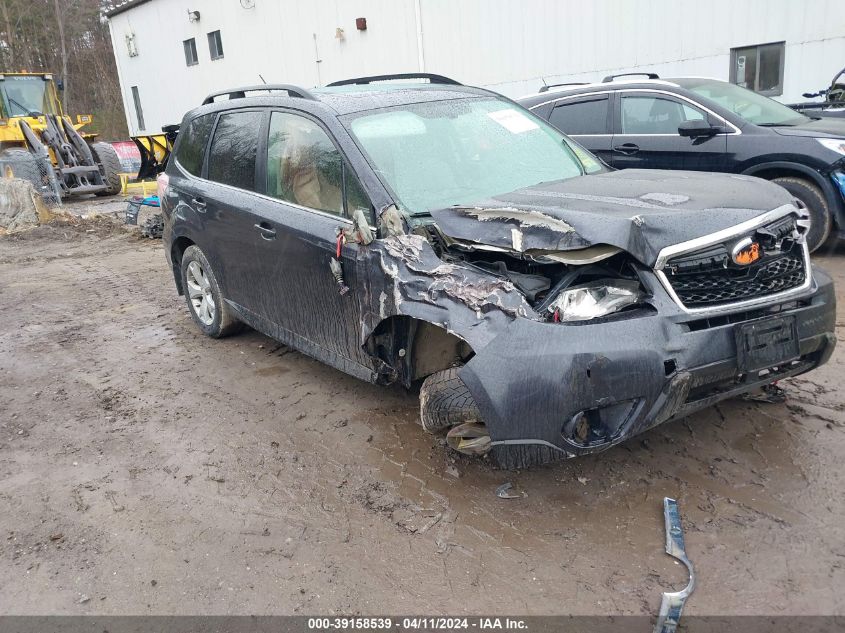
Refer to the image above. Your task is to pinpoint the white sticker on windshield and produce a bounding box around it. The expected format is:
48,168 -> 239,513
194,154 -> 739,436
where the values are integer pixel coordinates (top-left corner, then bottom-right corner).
487,108 -> 539,134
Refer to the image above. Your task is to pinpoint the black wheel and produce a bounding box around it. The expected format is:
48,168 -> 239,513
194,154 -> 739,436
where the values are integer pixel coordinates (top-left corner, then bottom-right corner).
89,141 -> 122,195
771,177 -> 831,253
0,148 -> 42,185
179,245 -> 242,338
419,367 -> 481,433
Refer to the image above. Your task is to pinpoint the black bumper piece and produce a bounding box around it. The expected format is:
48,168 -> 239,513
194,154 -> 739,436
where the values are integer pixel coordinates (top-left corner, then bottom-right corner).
459,268 -> 836,459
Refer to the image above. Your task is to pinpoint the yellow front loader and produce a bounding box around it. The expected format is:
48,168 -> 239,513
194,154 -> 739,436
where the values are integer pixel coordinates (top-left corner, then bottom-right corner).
0,72 -> 121,197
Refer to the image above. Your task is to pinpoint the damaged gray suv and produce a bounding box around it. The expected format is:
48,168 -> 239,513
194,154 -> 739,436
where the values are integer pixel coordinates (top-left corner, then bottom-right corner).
160,73 -> 836,469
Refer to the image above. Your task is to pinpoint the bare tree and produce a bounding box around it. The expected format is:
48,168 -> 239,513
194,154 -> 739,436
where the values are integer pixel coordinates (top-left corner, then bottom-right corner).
0,0 -> 127,139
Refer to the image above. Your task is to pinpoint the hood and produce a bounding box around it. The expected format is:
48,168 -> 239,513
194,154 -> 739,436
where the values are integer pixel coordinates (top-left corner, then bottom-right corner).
771,116 -> 845,138
429,169 -> 796,267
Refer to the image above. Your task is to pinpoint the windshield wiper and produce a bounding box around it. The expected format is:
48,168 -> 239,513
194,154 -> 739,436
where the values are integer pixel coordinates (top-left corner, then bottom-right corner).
758,122 -> 794,127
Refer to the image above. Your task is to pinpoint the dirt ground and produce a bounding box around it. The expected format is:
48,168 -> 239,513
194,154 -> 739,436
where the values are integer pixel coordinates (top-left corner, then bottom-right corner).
1,205 -> 844,616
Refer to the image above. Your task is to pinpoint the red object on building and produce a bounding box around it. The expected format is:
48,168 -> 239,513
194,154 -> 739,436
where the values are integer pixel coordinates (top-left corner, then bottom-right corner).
355,17 -> 367,31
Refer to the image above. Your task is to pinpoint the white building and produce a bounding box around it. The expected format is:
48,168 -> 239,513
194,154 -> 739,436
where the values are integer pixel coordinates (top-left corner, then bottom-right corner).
107,0 -> 845,136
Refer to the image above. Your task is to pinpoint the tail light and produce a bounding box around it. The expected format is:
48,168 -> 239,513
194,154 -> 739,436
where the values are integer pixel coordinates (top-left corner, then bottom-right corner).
156,172 -> 169,200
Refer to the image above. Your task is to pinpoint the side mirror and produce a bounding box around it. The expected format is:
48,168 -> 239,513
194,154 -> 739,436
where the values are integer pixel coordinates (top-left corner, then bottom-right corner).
678,119 -> 720,138
56,78 -> 64,91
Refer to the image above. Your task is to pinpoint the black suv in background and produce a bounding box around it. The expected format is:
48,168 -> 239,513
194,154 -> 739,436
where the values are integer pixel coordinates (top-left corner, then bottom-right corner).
518,74 -> 845,252
159,75 -> 835,468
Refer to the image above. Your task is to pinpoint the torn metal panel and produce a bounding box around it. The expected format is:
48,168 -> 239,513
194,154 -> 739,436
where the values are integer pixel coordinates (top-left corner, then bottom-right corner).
654,497 -> 695,633
359,233 -> 535,352
430,168 -> 800,266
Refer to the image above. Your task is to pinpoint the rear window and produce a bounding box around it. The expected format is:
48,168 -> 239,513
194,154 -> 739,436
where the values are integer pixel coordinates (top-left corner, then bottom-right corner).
175,113 -> 214,176
549,98 -> 608,135
207,110 -> 263,191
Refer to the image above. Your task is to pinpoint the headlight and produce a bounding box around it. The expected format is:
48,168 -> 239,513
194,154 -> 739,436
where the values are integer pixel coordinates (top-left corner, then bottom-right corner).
816,138 -> 845,156
548,279 -> 643,322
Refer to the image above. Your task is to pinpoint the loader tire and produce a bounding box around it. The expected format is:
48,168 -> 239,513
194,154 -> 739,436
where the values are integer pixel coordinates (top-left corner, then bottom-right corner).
90,141 -> 122,196
0,148 -> 42,186
419,367 -> 481,433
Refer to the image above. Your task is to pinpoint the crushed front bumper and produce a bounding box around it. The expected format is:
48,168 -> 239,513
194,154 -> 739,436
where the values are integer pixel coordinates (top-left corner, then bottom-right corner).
459,267 -> 836,458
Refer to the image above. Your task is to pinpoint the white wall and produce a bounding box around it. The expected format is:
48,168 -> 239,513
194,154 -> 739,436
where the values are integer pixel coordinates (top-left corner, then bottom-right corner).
108,0 -> 845,136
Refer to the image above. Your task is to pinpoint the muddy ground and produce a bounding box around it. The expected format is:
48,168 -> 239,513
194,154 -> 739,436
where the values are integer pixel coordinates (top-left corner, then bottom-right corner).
1,206 -> 844,616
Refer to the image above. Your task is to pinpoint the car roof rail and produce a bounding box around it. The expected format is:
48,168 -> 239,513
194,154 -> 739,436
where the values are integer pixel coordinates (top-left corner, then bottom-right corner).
602,72 -> 660,83
538,82 -> 588,93
201,84 -> 318,105
326,73 -> 462,87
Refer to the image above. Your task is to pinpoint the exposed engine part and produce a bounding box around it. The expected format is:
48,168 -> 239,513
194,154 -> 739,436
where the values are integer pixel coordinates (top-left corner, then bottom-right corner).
446,422 -> 491,456
339,207 -> 374,245
329,257 -> 350,295
654,497 -> 695,633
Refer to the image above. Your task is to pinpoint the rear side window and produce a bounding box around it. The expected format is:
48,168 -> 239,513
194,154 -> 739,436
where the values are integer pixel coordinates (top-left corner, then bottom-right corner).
207,110 -> 263,191
175,113 -> 214,176
549,97 -> 609,135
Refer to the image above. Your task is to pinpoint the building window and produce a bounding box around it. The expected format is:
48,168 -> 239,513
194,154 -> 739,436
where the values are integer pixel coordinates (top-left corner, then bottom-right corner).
207,30 -> 224,60
183,38 -> 198,66
131,85 -> 145,131
730,42 -> 785,96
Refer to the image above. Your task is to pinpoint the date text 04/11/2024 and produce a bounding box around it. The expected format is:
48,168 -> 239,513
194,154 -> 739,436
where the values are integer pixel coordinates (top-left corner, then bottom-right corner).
307,617 -> 528,630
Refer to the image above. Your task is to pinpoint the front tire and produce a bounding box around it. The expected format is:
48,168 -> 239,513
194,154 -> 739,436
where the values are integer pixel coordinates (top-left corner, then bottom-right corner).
419,367 -> 481,433
179,245 -> 241,338
89,141 -> 122,196
771,177 -> 831,253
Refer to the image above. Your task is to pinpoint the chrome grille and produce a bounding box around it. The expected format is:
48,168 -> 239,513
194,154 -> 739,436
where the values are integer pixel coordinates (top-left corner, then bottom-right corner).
662,214 -> 808,310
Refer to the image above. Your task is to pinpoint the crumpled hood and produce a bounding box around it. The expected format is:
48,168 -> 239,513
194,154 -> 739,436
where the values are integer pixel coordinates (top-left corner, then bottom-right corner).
429,169 -> 796,266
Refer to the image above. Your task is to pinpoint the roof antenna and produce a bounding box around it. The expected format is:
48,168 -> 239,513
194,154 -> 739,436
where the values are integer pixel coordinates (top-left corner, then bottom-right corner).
258,74 -> 267,85
541,77 -> 548,87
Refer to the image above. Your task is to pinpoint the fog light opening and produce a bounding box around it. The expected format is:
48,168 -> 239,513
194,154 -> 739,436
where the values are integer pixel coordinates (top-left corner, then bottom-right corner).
562,399 -> 640,448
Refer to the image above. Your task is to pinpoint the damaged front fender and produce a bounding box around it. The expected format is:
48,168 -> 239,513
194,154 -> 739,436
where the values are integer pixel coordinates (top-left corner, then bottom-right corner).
359,233 -> 536,354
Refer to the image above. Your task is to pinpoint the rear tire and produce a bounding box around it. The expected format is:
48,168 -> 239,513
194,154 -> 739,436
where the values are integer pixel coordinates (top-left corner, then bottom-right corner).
179,245 -> 242,338
89,141 -> 122,196
771,177 -> 831,253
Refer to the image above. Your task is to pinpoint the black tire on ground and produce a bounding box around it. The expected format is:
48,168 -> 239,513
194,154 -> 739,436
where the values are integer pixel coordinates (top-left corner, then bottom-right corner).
179,245 -> 242,338
89,141 -> 122,196
419,367 -> 481,433
0,148 -> 42,185
771,176 -> 831,253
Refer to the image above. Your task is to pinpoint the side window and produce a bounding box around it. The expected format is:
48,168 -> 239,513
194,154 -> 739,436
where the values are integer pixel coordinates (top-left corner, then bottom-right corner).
266,111 -> 370,216
620,95 -> 705,134
549,97 -> 609,135
175,113 -> 214,176
207,111 -> 262,191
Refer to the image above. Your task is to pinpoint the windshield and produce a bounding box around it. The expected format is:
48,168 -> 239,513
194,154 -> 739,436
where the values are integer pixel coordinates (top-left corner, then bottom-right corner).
345,97 -> 587,215
1,76 -> 54,117
682,79 -> 809,126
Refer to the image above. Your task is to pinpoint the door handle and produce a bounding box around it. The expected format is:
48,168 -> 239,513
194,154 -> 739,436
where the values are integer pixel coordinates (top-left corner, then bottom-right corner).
613,143 -> 640,155
254,222 -> 276,240
191,197 -> 207,211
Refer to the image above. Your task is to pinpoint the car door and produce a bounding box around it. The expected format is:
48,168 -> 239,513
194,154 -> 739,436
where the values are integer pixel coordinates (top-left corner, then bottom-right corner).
546,93 -> 614,165
611,90 -> 727,171
246,109 -> 375,372
199,108 -> 267,313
